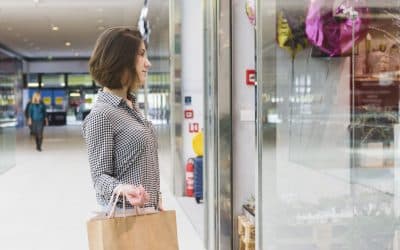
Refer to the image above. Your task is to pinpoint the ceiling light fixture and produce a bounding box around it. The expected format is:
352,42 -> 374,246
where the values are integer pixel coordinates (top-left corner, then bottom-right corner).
52,26 -> 59,31
65,42 -> 71,46
33,0 -> 40,3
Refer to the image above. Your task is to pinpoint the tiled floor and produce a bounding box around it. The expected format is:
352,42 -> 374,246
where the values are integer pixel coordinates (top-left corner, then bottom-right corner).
0,125 -> 205,250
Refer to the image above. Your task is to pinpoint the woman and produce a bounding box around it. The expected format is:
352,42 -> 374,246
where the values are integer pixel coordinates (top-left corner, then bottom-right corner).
82,27 -> 162,212
28,92 -> 48,151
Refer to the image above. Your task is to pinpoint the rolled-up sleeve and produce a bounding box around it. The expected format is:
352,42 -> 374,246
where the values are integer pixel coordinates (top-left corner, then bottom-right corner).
83,112 -> 121,202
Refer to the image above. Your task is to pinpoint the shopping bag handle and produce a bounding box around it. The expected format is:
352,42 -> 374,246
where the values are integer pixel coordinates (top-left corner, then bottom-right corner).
107,189 -> 142,219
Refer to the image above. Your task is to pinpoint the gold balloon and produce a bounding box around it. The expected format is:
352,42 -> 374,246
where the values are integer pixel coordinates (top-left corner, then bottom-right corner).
277,11 -> 307,58
192,131 -> 203,157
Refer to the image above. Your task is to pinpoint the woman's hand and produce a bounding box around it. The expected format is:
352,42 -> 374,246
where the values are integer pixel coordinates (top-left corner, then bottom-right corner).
28,118 -> 32,126
116,184 -> 149,207
158,193 -> 164,211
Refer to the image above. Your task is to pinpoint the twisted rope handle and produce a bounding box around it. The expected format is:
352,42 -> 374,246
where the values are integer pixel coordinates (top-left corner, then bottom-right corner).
107,187 -> 142,219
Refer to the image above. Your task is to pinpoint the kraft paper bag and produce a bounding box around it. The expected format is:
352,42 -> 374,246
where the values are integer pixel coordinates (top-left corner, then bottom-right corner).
87,210 -> 179,250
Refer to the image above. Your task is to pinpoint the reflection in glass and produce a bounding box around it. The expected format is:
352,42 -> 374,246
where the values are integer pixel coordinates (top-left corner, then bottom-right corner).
0,54 -> 20,173
257,0 -> 400,249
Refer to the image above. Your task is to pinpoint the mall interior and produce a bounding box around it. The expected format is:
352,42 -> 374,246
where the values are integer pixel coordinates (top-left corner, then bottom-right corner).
3,0 -> 400,249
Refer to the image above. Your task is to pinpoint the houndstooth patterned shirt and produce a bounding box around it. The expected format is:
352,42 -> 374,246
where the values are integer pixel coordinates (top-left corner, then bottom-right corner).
82,89 -> 160,209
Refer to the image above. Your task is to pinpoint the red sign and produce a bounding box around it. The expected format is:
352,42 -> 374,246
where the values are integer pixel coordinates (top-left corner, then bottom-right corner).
184,109 -> 194,119
246,69 -> 256,85
189,123 -> 199,133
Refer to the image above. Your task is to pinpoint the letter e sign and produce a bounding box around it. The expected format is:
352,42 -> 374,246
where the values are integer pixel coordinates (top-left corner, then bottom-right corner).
184,109 -> 194,119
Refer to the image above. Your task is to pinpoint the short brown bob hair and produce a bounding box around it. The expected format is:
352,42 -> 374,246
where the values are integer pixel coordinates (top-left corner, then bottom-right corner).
89,27 -> 143,90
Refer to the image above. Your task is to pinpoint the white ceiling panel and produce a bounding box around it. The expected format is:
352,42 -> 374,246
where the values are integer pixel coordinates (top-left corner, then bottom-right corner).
0,0 -> 169,58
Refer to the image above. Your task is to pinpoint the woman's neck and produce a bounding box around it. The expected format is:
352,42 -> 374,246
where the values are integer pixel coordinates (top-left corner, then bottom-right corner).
103,87 -> 129,101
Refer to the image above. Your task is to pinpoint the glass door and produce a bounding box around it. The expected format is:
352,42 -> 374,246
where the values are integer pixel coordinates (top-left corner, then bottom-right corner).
257,0 -> 400,249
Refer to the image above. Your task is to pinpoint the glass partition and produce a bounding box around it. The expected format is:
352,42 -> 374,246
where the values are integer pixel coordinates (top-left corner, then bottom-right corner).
257,0 -> 400,249
0,54 -> 21,174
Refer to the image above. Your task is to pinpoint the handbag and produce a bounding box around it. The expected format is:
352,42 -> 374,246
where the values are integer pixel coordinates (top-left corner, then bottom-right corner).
87,191 -> 179,250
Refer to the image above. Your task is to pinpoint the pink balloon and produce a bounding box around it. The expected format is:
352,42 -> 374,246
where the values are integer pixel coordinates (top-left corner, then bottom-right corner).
306,0 -> 368,56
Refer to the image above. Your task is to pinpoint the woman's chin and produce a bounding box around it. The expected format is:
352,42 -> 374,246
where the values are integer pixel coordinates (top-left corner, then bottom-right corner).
139,79 -> 146,87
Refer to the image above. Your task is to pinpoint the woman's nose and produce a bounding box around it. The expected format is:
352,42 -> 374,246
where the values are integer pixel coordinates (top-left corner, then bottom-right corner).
146,58 -> 152,68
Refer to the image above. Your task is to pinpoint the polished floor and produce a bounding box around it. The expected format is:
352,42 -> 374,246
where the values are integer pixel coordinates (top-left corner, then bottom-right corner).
0,125 -> 205,250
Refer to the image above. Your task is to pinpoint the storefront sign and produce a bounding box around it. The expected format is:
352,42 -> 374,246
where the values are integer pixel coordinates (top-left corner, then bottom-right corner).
184,96 -> 192,105
189,123 -> 199,133
184,109 -> 194,119
246,69 -> 256,85
55,97 -> 63,105
43,97 -> 51,105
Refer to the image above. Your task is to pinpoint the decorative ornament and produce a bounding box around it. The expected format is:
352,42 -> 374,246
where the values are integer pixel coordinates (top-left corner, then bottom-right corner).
245,0 -> 256,26
306,0 -> 368,57
277,10 -> 308,58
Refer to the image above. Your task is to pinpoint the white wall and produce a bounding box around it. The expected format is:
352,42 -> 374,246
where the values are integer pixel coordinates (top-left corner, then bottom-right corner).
232,0 -> 256,248
181,0 -> 204,172
26,60 -> 89,73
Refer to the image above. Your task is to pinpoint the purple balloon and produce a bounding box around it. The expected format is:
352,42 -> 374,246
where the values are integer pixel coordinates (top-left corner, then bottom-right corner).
306,0 -> 368,56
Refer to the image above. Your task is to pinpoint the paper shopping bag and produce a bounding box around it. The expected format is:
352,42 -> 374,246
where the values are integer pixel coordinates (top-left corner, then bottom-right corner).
87,210 -> 179,250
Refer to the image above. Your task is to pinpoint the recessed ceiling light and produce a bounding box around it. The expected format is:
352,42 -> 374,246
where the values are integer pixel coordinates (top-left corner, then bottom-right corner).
33,0 -> 40,3
65,42 -> 71,46
52,26 -> 59,31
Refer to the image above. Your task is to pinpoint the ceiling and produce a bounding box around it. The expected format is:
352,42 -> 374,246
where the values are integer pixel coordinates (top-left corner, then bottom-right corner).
0,0 -> 169,59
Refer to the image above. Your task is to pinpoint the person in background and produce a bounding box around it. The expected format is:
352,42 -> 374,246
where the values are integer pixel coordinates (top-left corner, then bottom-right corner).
24,100 -> 33,135
82,27 -> 163,214
28,92 -> 48,151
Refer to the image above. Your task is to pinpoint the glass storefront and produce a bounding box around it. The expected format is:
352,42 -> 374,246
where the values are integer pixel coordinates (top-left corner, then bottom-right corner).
0,52 -> 22,173
257,0 -> 400,249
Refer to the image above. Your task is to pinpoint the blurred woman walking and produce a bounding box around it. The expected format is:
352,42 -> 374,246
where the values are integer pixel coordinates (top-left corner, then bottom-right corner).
27,92 -> 48,151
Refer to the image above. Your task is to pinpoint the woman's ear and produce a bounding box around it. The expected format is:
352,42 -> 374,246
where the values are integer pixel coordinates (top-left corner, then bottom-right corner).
120,68 -> 130,86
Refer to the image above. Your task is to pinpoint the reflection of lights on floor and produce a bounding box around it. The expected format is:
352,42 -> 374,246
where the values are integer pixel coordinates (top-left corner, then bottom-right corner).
267,114 -> 282,123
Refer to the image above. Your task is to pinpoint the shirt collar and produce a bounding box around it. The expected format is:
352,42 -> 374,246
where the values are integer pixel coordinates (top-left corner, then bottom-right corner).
97,89 -> 137,107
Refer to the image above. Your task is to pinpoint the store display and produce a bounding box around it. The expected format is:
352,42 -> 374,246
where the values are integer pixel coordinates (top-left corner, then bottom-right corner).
0,75 -> 16,122
245,0 -> 255,26
350,14 -> 400,168
243,195 -> 255,219
277,10 -> 308,58
306,0 -> 368,56
239,238 -> 255,250
237,215 -> 255,250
